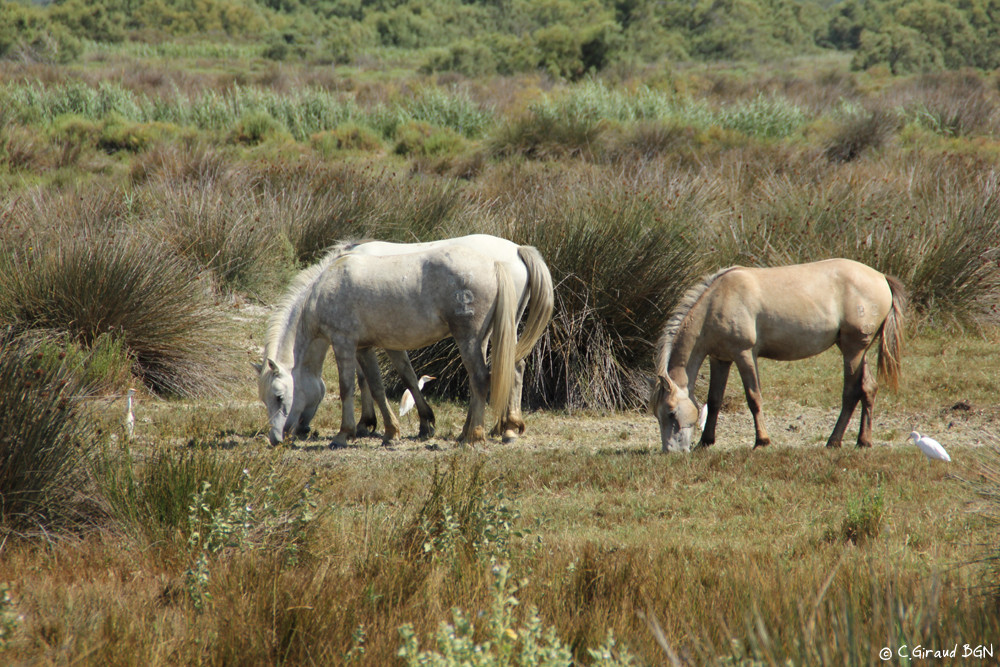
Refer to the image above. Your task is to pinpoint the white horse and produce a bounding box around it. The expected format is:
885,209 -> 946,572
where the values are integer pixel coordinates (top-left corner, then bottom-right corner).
279,234 -> 553,444
257,245 -> 518,447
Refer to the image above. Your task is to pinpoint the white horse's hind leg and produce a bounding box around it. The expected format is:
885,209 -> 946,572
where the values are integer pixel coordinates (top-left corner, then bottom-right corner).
356,365 -> 378,437
455,337 -> 490,444
491,359 -> 526,442
357,349 -> 400,444
386,350 -> 436,438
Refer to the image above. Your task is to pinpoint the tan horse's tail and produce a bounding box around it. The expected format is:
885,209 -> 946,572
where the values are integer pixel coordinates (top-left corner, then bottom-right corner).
514,245 -> 555,361
489,261 -> 517,420
877,275 -> 906,392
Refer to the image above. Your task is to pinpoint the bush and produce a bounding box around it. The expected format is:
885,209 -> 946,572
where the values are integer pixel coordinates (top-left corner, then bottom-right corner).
0,330 -> 98,536
310,123 -> 383,156
0,229 -> 226,396
824,105 -> 899,163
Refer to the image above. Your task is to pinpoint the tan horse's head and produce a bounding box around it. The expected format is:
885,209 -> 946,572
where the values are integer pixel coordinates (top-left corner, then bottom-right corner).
255,358 -> 294,446
648,374 -> 699,453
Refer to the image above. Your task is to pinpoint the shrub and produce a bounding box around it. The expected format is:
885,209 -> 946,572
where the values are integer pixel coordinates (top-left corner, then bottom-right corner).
0,330 -> 98,536
155,173 -> 295,298
310,123 -> 383,156
839,482 -> 885,545
0,229 -> 225,396
824,105 -> 900,163
229,110 -> 287,145
393,121 -> 466,157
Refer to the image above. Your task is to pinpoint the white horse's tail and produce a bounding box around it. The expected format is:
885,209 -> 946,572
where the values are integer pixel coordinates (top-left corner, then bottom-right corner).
514,245 -> 554,361
489,261 -> 517,420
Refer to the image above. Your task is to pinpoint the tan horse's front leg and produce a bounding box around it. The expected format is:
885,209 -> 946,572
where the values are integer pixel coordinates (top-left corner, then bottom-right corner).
735,351 -> 770,448
357,348 -> 400,444
331,346 -> 358,448
699,358 -> 731,448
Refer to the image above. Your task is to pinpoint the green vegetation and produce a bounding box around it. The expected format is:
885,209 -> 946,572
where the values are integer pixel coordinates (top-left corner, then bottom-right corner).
2,10 -> 1000,665
4,1 -> 1000,75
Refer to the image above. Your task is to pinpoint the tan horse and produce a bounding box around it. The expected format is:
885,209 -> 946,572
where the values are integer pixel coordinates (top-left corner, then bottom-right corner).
258,245 -> 517,448
649,259 -> 905,452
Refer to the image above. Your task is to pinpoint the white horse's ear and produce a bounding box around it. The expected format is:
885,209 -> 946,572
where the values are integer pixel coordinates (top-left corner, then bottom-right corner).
251,361 -> 263,375
267,358 -> 280,373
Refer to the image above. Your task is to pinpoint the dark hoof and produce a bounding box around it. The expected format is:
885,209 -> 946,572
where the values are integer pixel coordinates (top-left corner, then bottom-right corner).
753,438 -> 771,449
696,438 -> 715,449
825,440 -> 843,448
418,422 -> 436,439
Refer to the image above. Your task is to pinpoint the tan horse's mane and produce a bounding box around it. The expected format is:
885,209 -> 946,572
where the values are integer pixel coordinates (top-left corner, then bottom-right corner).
655,266 -> 739,377
263,241 -> 362,359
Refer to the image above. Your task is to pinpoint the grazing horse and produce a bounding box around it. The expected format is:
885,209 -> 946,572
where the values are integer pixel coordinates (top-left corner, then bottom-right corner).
649,258 -> 905,452
257,245 -> 517,448
284,235 -> 553,443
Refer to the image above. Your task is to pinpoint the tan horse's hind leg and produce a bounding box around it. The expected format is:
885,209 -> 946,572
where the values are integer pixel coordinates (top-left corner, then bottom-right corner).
735,350 -> 771,448
827,347 -> 876,448
699,357 -> 732,448
356,349 -> 401,444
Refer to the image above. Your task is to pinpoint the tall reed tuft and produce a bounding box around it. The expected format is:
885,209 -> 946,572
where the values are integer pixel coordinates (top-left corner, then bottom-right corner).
0,330 -> 97,536
0,228 -> 226,396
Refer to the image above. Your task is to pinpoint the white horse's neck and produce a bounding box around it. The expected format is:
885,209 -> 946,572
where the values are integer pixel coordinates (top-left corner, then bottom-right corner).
265,250 -> 345,369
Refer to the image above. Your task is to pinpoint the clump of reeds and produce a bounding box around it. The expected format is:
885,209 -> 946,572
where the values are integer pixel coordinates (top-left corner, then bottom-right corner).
0,330 -> 97,536
0,226 -> 225,396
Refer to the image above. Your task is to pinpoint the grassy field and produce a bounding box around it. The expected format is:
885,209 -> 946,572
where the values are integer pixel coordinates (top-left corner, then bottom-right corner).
2,309 -> 998,665
2,44 -> 1000,665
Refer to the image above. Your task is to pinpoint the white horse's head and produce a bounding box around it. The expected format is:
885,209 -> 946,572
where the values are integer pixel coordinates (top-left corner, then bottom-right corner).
256,358 -> 294,446
649,374 -> 699,453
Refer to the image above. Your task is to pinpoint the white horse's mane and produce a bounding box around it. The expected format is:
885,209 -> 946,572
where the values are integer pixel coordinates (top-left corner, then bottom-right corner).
655,266 -> 738,376
263,241 -> 361,359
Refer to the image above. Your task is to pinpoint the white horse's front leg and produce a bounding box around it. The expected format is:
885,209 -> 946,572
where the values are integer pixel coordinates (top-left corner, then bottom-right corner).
331,344 -> 358,448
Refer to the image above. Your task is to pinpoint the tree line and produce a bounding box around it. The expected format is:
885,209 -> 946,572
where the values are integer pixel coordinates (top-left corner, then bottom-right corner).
3,0 -> 999,75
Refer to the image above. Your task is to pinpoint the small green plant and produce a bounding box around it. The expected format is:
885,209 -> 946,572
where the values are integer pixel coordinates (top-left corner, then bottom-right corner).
0,583 -> 24,650
397,562 -> 635,667
182,467 -> 320,611
407,458 -> 533,566
840,481 -> 886,545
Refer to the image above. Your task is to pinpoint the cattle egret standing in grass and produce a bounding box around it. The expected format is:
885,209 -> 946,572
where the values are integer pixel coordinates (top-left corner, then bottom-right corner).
909,431 -> 950,461
400,375 -> 435,417
698,403 -> 708,431
124,388 -> 136,440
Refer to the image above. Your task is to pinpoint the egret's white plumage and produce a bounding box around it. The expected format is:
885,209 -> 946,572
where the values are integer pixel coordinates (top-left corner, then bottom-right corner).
124,388 -> 136,440
698,403 -> 708,430
400,375 -> 435,417
909,431 -> 950,461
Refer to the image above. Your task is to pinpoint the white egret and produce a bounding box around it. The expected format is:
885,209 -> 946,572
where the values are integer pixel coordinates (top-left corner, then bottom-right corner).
124,388 -> 136,440
909,431 -> 950,462
400,375 -> 435,417
698,403 -> 708,431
